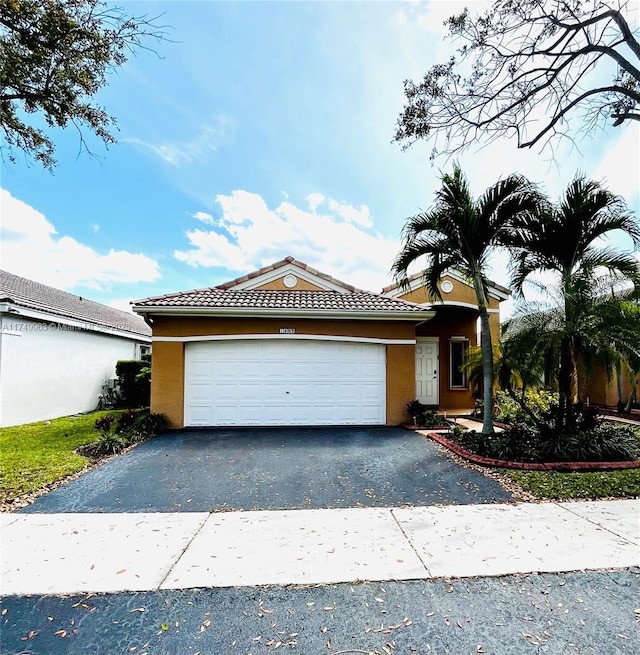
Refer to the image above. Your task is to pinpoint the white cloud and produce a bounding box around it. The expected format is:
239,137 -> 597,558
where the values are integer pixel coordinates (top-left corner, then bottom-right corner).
327,199 -> 373,228
192,211 -> 215,224
593,122 -> 640,206
174,190 -> 400,292
126,115 -> 234,167
0,188 -> 161,291
307,192 -> 325,212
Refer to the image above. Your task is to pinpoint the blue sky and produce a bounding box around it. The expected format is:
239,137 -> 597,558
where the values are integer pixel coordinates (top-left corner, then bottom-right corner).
1,0 -> 638,319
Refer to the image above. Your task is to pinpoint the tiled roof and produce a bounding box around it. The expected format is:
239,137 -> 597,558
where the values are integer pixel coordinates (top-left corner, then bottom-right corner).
215,256 -> 363,292
134,288 -> 428,314
0,270 -> 151,337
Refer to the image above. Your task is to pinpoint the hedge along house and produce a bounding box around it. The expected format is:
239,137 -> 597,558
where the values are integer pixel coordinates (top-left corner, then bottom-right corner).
133,257 -> 509,428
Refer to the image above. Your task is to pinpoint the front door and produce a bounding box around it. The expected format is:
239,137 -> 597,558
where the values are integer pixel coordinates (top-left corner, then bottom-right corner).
416,338 -> 439,405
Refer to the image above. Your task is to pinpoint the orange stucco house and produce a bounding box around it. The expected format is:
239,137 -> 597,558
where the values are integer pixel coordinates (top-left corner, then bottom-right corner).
132,257 -> 510,428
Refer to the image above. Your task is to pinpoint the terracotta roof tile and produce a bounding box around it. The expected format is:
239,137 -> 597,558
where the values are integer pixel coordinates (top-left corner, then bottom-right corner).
134,288 -> 426,313
0,270 -> 151,337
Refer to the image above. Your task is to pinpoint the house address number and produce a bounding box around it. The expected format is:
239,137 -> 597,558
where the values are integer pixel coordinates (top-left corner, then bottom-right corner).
279,328 -> 296,334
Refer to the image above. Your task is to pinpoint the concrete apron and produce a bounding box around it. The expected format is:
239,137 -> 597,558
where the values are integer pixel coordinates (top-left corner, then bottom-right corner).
1,500 -> 638,596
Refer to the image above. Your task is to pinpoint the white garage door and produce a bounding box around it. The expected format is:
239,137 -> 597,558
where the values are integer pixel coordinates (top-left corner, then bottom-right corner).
184,340 -> 386,426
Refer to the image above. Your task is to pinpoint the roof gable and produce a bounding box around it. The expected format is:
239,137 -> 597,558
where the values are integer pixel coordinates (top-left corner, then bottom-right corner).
132,257 -> 434,320
216,256 -> 361,293
0,270 -> 151,338
382,269 -> 511,302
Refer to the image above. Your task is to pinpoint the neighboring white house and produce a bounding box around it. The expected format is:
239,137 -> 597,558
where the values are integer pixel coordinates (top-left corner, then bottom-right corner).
0,270 -> 152,428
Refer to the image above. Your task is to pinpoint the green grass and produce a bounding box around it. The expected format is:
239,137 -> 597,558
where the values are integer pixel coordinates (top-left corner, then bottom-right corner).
0,410 -> 124,504
504,468 -> 640,500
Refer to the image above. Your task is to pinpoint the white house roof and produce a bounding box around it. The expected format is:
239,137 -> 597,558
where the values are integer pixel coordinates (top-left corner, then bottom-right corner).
0,270 -> 151,338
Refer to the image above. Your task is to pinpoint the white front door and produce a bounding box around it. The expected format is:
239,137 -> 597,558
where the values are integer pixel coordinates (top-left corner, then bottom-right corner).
415,338 -> 438,405
184,339 -> 386,427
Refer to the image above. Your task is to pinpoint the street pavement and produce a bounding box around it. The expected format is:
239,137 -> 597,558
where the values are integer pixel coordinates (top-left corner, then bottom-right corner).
1,500 -> 639,654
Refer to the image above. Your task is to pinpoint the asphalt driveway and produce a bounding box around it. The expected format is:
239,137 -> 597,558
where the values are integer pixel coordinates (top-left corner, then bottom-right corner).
20,426 -> 513,513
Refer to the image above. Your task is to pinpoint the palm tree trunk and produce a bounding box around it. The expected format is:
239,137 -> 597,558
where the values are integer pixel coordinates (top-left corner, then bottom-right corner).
616,366 -> 624,412
478,307 -> 495,435
558,337 -> 579,433
624,372 -> 638,413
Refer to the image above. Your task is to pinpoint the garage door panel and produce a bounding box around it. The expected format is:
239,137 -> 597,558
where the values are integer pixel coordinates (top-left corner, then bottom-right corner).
362,383 -> 386,402
188,383 -> 212,400
313,383 -> 336,403
212,382 -> 242,402
185,340 -> 386,427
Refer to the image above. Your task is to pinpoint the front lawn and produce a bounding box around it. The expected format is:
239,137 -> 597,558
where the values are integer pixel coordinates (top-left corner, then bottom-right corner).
0,410 -> 124,505
503,468 -> 640,500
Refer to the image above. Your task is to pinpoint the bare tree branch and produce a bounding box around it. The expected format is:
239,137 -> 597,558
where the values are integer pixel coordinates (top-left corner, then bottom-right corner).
395,0 -> 640,160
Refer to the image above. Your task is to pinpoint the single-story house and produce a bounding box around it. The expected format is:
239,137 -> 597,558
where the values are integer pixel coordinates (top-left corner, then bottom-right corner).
0,270 -> 152,427
133,257 -> 509,428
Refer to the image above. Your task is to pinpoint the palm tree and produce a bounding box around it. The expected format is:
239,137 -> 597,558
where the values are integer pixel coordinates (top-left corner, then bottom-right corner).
507,175 -> 640,432
392,165 -> 541,435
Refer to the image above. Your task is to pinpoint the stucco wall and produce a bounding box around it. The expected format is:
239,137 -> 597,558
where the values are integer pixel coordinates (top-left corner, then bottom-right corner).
416,317 -> 477,410
150,317 -> 417,427
152,317 -> 416,340
582,363 -> 639,407
386,344 -> 416,424
254,278 -> 325,291
0,315 -> 141,427
398,275 -> 502,313
150,341 -> 185,428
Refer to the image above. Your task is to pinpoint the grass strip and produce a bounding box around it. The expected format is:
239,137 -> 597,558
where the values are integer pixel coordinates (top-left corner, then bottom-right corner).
0,410 -> 124,503
504,468 -> 640,500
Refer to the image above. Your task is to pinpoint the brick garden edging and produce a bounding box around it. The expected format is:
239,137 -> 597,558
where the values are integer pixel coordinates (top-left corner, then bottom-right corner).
403,424 -> 640,472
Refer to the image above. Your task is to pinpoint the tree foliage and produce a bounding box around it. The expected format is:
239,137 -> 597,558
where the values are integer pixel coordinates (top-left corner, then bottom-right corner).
504,175 -> 640,432
395,0 -> 640,159
392,164 -> 542,434
0,0 -> 165,168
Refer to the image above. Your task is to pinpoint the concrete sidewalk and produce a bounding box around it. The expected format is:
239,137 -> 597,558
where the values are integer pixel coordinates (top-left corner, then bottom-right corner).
1,499 -> 638,596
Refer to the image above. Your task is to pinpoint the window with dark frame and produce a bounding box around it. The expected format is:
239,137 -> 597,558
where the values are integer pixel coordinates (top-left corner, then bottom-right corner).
449,337 -> 469,389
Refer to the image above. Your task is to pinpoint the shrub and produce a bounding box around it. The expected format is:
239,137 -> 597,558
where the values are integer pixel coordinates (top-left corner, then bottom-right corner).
115,359 -> 150,408
95,432 -> 128,456
94,414 -> 115,436
448,417 -> 640,463
417,410 -> 447,427
406,399 -> 429,421
494,389 -> 558,424
128,411 -> 169,441
115,409 -> 140,435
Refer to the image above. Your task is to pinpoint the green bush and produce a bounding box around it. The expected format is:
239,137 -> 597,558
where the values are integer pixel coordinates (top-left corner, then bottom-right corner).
123,411 -> 169,443
95,432 -> 128,455
89,409 -> 168,457
448,418 -> 640,463
115,408 -> 140,434
115,359 -> 150,408
494,389 -> 558,424
94,414 -> 115,435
